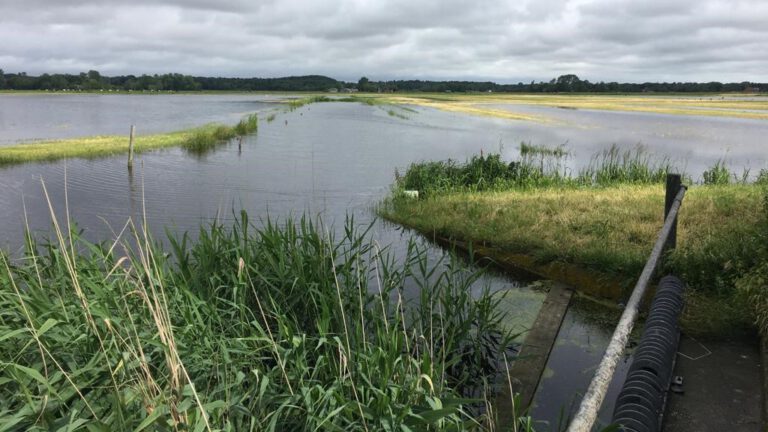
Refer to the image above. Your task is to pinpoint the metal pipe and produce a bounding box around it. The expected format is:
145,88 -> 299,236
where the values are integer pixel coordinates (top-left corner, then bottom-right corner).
566,186 -> 686,432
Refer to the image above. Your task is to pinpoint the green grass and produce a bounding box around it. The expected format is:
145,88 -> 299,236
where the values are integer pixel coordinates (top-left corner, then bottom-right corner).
735,185 -> 768,335
395,145 -> 679,199
0,207 -> 539,430
0,113 -> 259,165
384,151 -> 768,337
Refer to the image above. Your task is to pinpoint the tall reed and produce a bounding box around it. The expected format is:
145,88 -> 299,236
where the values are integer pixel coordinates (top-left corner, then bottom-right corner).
181,113 -> 259,155
396,144 -> 688,197
0,210 -> 527,430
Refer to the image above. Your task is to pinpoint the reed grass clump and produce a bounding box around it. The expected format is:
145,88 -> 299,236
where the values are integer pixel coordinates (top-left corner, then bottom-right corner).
396,153 -> 520,197
702,159 -> 732,185
233,113 -> 260,135
405,144 -> 572,195
395,143 -> 677,197
0,211 -> 524,430
286,95 -> 334,110
577,144 -> 674,185
181,114 -> 258,155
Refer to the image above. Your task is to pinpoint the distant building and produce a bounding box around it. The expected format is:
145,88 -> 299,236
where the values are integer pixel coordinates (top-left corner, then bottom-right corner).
340,88 -> 358,93
327,88 -> 338,93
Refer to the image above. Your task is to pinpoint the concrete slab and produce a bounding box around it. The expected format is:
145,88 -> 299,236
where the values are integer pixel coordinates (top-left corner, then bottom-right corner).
496,282 -> 573,427
663,336 -> 763,432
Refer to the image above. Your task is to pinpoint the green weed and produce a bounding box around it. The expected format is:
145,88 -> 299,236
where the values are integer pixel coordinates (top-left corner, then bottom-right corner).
702,159 -> 731,185
0,209 -> 531,430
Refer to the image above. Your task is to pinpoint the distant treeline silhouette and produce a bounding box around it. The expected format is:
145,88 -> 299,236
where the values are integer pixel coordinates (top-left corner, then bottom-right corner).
0,69 -> 764,93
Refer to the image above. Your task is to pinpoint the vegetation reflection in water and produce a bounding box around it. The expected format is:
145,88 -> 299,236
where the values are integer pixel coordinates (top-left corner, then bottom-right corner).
0,200 -> 550,430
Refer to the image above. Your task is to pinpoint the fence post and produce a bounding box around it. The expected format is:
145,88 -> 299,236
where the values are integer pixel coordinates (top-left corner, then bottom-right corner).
664,174 -> 682,250
128,125 -> 135,169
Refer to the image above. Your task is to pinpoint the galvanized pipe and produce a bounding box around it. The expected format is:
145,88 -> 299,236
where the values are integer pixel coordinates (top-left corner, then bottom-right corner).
612,275 -> 685,431
566,185 -> 686,432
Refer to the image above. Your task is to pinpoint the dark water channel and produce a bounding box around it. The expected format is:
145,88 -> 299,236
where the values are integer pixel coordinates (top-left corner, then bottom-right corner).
3,94 -> 763,429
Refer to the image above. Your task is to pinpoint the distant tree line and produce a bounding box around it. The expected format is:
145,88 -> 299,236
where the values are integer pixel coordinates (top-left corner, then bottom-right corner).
358,74 -> 766,93
0,69 -> 764,93
0,70 -> 341,92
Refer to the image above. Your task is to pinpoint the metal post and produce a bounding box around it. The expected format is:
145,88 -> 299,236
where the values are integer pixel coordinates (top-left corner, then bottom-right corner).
128,125 -> 135,169
566,185 -> 686,432
664,174 -> 682,250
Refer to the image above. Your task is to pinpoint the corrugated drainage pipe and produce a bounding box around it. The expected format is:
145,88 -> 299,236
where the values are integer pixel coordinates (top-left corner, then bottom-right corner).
611,275 -> 685,432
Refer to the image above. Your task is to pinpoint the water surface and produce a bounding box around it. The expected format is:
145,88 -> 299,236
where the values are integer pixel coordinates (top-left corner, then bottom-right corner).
483,103 -> 768,179
0,93 -> 278,143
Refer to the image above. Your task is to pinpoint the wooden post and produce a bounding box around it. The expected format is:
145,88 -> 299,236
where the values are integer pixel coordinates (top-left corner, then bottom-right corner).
128,125 -> 135,169
664,173 -> 682,250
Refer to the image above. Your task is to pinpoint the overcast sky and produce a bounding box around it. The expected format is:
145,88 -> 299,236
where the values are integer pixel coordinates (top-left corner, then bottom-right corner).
1,0 -> 766,83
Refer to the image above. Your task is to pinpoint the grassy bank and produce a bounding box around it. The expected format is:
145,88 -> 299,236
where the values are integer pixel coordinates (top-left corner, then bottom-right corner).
0,113 -> 258,166
0,211 -> 535,430
382,150 -> 768,337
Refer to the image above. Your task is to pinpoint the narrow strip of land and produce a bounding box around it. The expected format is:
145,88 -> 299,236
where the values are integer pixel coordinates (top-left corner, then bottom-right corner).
0,113 -> 258,166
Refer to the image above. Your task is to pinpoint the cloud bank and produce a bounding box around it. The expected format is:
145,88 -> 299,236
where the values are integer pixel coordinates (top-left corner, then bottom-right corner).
1,0 -> 766,82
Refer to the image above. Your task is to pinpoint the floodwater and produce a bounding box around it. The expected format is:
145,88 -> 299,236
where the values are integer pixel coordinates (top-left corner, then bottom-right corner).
0,93 -> 280,143
531,299 -> 633,431
483,103 -> 768,179
2,94 -> 764,429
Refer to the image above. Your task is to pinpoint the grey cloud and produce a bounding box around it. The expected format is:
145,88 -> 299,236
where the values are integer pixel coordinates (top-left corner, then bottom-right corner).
0,0 -> 766,82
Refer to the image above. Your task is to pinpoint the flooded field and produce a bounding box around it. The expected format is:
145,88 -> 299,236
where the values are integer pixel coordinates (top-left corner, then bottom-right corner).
0,93 -> 279,144
1,93 -> 766,429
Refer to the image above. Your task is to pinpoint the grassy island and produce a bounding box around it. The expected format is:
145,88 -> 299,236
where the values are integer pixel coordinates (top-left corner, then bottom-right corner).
381,147 -> 768,338
0,113 -> 259,166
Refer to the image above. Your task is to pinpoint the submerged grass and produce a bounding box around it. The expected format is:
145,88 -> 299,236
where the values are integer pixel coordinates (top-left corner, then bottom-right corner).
373,93 -> 768,122
284,95 -> 385,112
0,113 -> 259,165
385,149 -> 767,337
0,205 -> 537,430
